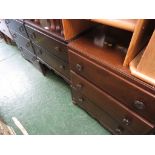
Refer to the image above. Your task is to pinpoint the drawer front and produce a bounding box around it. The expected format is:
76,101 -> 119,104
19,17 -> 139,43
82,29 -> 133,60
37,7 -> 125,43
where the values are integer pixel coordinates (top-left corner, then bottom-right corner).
71,71 -> 154,134
5,19 -> 28,38
25,24 -> 68,62
0,20 -> 13,39
32,41 -> 68,63
10,30 -> 35,54
72,90 -> 133,135
19,46 -> 36,63
19,46 -> 46,75
33,44 -> 70,81
69,50 -> 155,123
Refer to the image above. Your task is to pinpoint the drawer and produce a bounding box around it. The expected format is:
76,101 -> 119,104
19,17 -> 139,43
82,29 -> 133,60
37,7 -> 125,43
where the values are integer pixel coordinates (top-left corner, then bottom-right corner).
32,41 -> 68,63
19,46 -> 46,75
10,30 -> 35,54
33,44 -> 70,81
18,46 -> 37,63
5,19 -> 28,38
69,50 -> 155,123
72,90 -> 133,135
71,71 -> 154,134
25,24 -> 68,62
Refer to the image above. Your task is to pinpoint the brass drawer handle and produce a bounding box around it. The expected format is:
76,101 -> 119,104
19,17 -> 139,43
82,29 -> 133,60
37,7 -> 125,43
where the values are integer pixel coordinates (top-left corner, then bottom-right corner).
76,83 -> 83,90
122,117 -> 130,126
133,100 -> 145,110
76,64 -> 83,72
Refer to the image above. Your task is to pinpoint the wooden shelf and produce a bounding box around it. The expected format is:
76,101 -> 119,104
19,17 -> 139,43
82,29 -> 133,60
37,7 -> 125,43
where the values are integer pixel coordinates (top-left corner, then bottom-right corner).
130,30 -> 155,86
91,19 -> 137,32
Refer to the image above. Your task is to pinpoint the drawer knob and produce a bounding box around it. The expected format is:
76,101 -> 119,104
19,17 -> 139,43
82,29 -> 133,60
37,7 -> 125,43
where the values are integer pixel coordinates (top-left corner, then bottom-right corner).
59,65 -> 65,70
30,33 -> 36,40
78,97 -> 84,103
55,46 -> 60,51
19,47 -> 23,51
133,100 -> 145,110
115,127 -> 123,135
19,26 -> 24,32
76,84 -> 83,90
12,33 -> 17,38
31,57 -> 37,62
76,64 -> 83,72
5,19 -> 10,24
26,42 -> 30,48
122,117 -> 130,126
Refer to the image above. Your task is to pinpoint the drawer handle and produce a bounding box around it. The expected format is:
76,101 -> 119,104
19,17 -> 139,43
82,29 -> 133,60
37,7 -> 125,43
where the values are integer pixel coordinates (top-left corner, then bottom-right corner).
59,65 -> 65,70
76,64 -> 83,72
30,32 -> 36,40
26,42 -> 30,48
133,100 -> 145,110
76,84 -> 83,90
5,19 -> 10,24
115,127 -> 123,135
31,57 -> 37,62
12,33 -> 17,38
78,97 -> 84,103
19,47 -> 23,51
122,117 -> 130,126
55,46 -> 61,51
19,26 -> 24,32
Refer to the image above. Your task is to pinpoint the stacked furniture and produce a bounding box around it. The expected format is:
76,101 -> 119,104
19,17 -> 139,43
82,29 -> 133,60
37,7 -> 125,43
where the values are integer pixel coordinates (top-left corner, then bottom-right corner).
5,19 -> 46,74
1,19 -> 155,134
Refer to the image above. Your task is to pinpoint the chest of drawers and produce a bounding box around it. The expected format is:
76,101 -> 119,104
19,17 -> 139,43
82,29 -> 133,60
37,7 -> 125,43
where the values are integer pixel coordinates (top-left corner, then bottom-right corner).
24,21 -> 70,82
68,28 -> 155,134
5,19 -> 46,75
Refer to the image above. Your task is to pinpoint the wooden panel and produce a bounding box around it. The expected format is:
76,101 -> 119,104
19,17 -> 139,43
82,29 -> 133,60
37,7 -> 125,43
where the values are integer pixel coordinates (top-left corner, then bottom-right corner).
91,19 -> 137,32
137,30 -> 155,83
123,19 -> 149,66
62,19 -> 93,40
129,50 -> 155,86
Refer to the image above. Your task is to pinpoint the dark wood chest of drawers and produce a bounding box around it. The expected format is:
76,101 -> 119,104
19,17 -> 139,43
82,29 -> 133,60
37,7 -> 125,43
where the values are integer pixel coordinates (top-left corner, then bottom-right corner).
24,21 -> 70,83
68,30 -> 155,134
